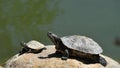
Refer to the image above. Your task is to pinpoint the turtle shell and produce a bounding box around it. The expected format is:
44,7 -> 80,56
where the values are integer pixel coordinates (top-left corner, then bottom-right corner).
26,40 -> 45,50
61,35 -> 103,54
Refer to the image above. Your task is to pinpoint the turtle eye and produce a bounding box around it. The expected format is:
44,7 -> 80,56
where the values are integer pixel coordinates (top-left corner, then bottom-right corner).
48,32 -> 52,35
47,32 -> 53,36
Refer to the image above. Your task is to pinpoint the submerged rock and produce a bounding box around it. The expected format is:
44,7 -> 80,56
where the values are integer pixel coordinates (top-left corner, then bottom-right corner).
4,45 -> 120,68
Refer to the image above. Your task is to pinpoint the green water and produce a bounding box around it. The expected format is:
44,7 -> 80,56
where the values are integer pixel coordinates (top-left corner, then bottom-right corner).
0,0 -> 120,64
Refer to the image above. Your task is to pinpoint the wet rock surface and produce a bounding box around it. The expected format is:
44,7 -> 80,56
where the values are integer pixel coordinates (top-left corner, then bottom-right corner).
4,45 -> 120,68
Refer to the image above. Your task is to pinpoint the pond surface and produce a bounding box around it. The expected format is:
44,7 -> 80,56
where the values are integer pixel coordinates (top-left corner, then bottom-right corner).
0,0 -> 120,64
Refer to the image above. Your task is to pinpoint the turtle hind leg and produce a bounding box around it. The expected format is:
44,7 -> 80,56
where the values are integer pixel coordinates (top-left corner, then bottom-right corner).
61,49 -> 69,60
99,56 -> 107,66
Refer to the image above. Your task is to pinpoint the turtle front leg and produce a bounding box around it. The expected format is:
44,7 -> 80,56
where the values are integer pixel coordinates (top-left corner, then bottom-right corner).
61,49 -> 69,60
35,47 -> 47,53
27,48 -> 32,53
19,47 -> 30,55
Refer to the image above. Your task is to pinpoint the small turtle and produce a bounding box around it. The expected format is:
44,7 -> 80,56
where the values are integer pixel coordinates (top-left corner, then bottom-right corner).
47,32 -> 107,66
19,40 -> 46,55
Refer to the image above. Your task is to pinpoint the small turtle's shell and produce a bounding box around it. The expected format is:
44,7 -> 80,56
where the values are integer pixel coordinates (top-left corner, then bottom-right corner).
61,35 -> 103,54
26,40 -> 45,50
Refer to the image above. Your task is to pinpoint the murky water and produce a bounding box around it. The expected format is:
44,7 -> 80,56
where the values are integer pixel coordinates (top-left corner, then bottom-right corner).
0,0 -> 120,64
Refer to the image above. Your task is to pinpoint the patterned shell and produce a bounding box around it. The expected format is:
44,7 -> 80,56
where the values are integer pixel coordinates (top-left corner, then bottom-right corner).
26,40 -> 45,50
61,35 -> 103,54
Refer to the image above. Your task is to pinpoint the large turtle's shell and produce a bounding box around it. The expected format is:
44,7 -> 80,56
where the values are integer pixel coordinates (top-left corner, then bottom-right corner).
26,40 -> 45,50
61,35 -> 103,54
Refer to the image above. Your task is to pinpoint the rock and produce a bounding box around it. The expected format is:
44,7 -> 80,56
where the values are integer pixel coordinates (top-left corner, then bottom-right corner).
4,45 -> 120,68
0,66 -> 3,68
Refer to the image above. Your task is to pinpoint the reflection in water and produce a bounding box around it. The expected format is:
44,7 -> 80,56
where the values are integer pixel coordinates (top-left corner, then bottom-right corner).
0,0 -> 61,64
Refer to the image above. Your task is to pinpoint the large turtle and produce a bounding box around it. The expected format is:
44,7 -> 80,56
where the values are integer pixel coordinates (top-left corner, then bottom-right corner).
19,40 -> 46,55
47,32 -> 107,66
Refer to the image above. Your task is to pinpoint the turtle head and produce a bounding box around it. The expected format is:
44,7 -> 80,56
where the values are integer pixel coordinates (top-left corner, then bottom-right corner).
47,32 -> 61,46
20,41 -> 27,47
19,41 -> 29,55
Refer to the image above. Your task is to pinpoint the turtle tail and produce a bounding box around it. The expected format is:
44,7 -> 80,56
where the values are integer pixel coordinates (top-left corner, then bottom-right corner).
99,56 -> 107,66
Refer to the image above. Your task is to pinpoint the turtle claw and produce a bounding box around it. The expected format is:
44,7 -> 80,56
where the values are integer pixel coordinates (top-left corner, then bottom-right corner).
61,56 -> 68,60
